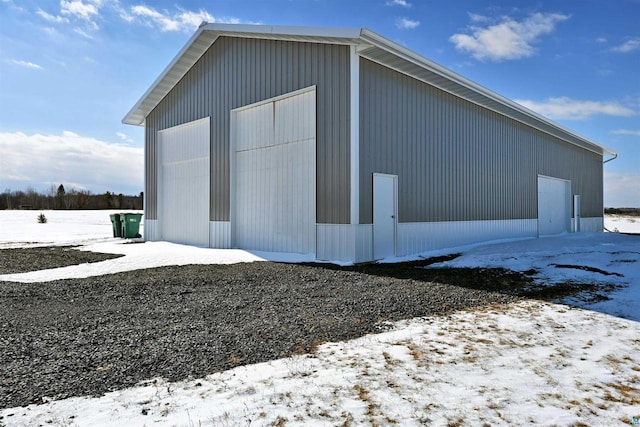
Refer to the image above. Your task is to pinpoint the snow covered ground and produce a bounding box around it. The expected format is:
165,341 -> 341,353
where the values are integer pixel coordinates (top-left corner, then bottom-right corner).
605,214 -> 640,234
1,210 -> 639,426
0,209 -> 136,249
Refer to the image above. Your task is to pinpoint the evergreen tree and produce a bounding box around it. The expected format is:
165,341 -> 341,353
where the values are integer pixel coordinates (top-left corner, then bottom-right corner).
56,184 -> 66,209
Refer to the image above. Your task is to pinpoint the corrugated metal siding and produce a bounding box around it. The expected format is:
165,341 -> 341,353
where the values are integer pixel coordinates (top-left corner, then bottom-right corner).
157,118 -> 210,247
359,44 -> 608,156
396,219 -> 537,256
232,90 -> 316,253
359,58 -> 603,224
316,224 -> 373,263
209,221 -> 231,248
580,217 -> 604,232
145,37 -> 350,223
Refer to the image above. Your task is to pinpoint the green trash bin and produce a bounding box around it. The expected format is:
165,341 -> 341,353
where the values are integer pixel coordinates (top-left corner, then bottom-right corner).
109,214 -> 122,237
119,213 -> 143,238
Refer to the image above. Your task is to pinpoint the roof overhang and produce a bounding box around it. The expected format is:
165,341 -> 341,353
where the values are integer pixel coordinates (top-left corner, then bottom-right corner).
123,23 -> 616,157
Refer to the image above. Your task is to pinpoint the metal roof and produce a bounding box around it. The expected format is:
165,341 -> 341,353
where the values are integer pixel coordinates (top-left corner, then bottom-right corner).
122,23 -> 615,156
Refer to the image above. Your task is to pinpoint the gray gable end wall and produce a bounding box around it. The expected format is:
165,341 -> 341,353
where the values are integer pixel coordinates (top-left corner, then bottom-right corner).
144,36 -> 351,224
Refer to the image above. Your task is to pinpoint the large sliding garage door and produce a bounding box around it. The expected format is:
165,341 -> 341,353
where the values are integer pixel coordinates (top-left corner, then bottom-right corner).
158,117 -> 210,247
232,88 -> 316,254
537,175 -> 571,236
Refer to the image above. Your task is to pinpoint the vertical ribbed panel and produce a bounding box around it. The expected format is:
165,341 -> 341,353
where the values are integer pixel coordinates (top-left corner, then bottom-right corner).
145,37 -> 350,224
396,219 -> 538,256
316,224 -> 373,263
209,221 -> 231,248
143,219 -> 158,241
235,102 -> 273,151
359,59 -> 603,224
233,89 -> 316,254
580,217 -> 604,232
157,117 -> 210,247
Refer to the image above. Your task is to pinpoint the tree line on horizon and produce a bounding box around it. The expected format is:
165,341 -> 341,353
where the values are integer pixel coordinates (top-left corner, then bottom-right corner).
1,184 -> 143,210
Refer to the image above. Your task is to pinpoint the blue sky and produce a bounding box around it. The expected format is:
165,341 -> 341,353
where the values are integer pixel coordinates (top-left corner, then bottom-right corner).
0,0 -> 638,206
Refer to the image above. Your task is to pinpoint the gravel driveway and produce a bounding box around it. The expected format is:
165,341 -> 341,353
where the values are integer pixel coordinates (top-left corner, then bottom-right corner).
0,246 -> 122,274
0,247 -> 519,409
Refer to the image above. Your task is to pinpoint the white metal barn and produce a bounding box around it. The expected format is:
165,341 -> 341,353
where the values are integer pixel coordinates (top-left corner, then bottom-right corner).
123,24 -> 616,263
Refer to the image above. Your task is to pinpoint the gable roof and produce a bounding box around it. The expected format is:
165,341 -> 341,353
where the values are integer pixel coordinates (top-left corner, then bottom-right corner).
123,23 -> 615,156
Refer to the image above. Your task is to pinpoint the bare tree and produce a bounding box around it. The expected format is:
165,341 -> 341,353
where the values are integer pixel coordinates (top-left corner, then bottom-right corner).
3,188 -> 11,210
74,190 -> 91,209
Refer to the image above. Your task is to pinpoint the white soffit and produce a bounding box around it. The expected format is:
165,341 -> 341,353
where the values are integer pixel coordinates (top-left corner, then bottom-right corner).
122,24 -> 615,156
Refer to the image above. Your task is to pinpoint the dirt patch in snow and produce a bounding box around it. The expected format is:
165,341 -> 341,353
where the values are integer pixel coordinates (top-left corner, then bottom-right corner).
0,246 -> 122,275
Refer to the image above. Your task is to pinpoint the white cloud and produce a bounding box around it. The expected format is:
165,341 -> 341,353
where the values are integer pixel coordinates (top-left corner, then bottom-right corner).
38,1 -> 102,38
9,59 -> 42,69
60,0 -> 99,21
116,131 -> 134,143
1,0 -> 25,12
605,171 -> 640,208
450,12 -> 569,61
177,9 -> 217,28
130,5 -> 215,32
119,11 -> 135,22
0,131 -> 142,194
468,13 -> 491,23
115,2 -> 135,23
596,37 -> 607,44
73,27 -> 93,39
386,0 -> 411,7
36,8 -> 69,24
396,17 -> 420,30
515,97 -> 636,120
612,38 -> 640,53
131,5 -> 176,31
43,27 -> 58,36
612,129 -> 640,137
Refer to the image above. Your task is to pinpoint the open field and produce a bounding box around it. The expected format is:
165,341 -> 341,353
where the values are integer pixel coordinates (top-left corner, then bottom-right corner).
0,210 -> 639,426
605,214 -> 640,234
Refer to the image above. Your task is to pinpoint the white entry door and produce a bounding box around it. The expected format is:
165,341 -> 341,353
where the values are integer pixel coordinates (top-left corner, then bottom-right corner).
373,173 -> 397,260
537,175 -> 571,236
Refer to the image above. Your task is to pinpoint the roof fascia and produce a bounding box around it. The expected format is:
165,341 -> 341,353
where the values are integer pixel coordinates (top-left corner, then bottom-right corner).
201,23 -> 363,39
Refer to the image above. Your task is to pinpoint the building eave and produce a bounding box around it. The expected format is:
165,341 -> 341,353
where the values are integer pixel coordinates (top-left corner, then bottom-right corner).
122,24 -> 616,157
